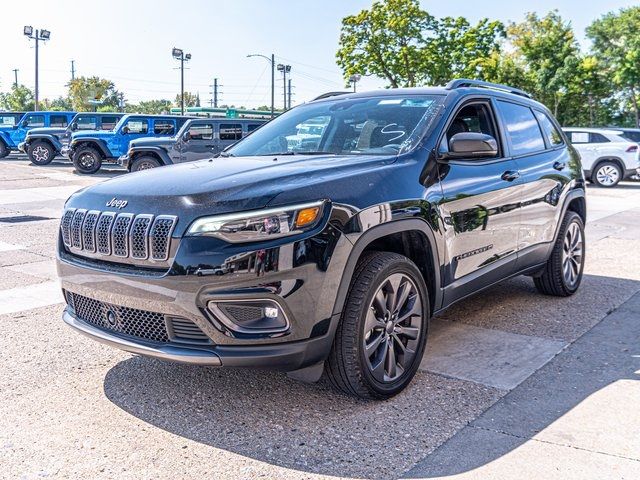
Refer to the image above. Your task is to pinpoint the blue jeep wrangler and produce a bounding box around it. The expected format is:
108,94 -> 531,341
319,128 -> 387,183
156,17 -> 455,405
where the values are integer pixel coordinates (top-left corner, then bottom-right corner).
19,112 -> 124,166
0,111 -> 75,158
67,114 -> 193,174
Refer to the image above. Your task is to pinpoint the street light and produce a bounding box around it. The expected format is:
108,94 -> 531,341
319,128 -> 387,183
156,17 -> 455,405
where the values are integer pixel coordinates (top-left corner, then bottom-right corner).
23,26 -> 50,111
172,47 -> 191,116
348,74 -> 362,92
277,64 -> 291,111
247,53 -> 275,118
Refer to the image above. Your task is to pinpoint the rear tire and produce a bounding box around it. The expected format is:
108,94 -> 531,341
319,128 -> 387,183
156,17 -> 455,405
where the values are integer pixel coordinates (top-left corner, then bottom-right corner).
130,156 -> 161,172
592,161 -> 622,188
534,211 -> 585,296
0,142 -> 8,159
325,251 -> 429,400
28,141 -> 55,166
72,146 -> 102,174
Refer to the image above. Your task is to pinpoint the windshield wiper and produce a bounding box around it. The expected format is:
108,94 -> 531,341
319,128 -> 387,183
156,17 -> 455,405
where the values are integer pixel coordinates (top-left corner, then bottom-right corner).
261,151 -> 334,156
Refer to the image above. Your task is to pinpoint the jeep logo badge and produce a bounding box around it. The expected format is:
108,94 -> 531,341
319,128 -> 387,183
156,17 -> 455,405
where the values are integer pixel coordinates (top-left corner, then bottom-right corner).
106,197 -> 128,209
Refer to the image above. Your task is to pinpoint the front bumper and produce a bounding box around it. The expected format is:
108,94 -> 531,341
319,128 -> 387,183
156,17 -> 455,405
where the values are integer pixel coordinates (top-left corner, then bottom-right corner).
118,154 -> 130,168
17,141 -> 27,153
60,145 -> 71,157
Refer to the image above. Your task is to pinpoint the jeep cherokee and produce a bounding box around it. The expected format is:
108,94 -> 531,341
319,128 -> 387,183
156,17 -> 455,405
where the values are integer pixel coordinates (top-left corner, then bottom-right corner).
57,79 -> 586,399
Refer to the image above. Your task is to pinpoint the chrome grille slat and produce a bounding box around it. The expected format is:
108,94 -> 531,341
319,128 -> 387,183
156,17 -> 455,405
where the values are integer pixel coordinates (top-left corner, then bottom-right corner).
61,209 -> 177,264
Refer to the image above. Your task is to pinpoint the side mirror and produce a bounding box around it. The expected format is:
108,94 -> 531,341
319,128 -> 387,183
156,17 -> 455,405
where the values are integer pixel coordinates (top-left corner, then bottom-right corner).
445,132 -> 498,159
70,122 -> 78,131
121,126 -> 130,134
183,131 -> 191,142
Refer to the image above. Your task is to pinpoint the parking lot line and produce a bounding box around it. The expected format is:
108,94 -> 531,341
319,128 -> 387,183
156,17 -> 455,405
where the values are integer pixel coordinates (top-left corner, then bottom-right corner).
420,319 -> 567,390
0,281 -> 63,315
0,240 -> 25,252
0,185 -> 82,205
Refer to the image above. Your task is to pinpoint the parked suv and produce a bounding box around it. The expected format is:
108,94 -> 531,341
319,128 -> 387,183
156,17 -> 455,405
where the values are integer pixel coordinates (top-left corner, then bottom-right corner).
0,111 -> 26,128
120,118 -> 265,172
0,111 -> 75,158
66,114 -> 193,174
563,127 -> 640,187
19,112 -> 124,166
57,80 -> 586,399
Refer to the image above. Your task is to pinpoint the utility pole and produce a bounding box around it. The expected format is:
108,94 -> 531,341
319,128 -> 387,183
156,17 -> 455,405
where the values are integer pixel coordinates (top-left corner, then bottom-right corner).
71,60 -> 75,81
277,63 -> 291,110
118,92 -> 125,113
24,27 -> 51,112
287,78 -> 292,110
172,48 -> 191,115
348,74 -> 361,92
12,69 -> 18,87
247,53 -> 275,118
213,78 -> 218,108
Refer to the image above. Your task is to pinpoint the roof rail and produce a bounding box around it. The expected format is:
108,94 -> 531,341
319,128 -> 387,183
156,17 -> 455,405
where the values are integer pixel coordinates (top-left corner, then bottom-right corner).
446,79 -> 532,99
313,91 -> 350,101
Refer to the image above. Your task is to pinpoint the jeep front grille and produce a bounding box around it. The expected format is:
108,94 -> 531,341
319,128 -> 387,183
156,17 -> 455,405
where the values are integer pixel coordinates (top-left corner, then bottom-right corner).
66,291 -> 210,344
61,208 -> 177,263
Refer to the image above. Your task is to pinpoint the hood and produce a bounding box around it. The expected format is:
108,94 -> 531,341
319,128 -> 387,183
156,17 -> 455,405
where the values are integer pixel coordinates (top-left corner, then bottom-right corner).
65,153 -> 404,235
26,127 -> 68,137
72,130 -> 113,141
130,136 -> 176,148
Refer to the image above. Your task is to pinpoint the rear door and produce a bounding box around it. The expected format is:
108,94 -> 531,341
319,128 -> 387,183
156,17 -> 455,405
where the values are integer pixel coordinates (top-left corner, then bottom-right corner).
217,122 -> 243,151
437,98 -> 522,304
564,130 -> 597,173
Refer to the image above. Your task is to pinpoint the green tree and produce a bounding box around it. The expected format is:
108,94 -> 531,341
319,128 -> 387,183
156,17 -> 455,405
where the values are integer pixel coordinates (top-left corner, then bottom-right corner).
336,0 -> 504,87
40,96 -> 73,111
587,6 -> 640,127
134,99 -> 172,114
506,11 -> 581,121
174,92 -> 199,108
0,84 -> 35,110
68,76 -> 119,111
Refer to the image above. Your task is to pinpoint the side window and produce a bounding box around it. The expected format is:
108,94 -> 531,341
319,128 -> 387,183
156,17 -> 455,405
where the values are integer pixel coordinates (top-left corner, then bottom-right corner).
50,115 -> 69,128
496,101 -> 545,155
154,120 -> 175,135
442,102 -> 499,157
76,115 -> 98,130
0,115 -> 17,126
534,111 -> 563,147
589,133 -> 610,143
123,119 -> 148,134
247,123 -> 262,133
23,115 -> 44,127
219,123 -> 243,141
188,124 -> 213,140
567,131 -> 589,144
100,116 -> 119,130
621,131 -> 640,143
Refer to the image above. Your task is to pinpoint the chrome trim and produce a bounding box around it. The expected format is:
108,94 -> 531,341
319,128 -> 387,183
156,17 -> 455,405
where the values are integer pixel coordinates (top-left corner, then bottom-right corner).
149,215 -> 178,261
63,310 -> 222,366
129,214 -> 154,260
111,213 -> 134,258
207,298 -> 291,334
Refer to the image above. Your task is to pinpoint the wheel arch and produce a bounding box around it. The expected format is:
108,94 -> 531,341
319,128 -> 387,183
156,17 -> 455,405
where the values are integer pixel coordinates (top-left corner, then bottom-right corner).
332,219 -> 442,318
591,157 -> 624,179
130,148 -> 169,165
73,139 -> 109,158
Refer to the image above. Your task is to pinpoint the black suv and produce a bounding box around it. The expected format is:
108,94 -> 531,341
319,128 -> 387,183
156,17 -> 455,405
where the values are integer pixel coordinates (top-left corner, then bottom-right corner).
57,80 -> 586,399
20,112 -> 123,166
120,118 -> 265,172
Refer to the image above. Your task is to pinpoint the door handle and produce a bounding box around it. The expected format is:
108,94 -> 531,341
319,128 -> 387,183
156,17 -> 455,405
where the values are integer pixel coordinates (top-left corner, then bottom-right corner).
501,170 -> 520,182
553,161 -> 566,171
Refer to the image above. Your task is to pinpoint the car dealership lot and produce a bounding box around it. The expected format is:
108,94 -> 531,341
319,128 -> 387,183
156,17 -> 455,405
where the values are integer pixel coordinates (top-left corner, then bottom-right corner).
1,154 -> 639,479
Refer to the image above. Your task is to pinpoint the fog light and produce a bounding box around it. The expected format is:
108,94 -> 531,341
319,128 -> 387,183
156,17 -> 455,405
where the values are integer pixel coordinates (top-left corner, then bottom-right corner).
207,299 -> 289,334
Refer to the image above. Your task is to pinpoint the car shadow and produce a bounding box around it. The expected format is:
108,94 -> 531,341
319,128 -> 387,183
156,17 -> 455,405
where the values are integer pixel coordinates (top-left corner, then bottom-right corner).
102,274 -> 640,479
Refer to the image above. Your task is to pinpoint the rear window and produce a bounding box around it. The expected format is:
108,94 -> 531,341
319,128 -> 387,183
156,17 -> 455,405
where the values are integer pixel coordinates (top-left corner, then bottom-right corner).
566,131 -> 589,144
534,111 -> 563,147
100,116 -> 119,130
76,115 -> 98,130
589,133 -> 610,143
220,123 -> 243,141
123,119 -> 148,134
247,123 -> 262,133
621,131 -> 640,143
0,115 -> 18,126
496,101 -> 545,155
154,120 -> 175,135
50,115 -> 69,128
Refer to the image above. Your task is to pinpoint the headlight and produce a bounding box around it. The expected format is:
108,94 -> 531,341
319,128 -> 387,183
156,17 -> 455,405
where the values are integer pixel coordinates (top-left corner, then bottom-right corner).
186,200 -> 326,242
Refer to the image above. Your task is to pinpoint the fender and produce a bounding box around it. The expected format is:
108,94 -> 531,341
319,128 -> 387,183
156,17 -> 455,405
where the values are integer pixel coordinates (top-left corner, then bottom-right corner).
70,137 -> 111,158
0,130 -> 14,149
129,145 -> 173,166
331,217 -> 443,318
551,187 -> 586,245
24,133 -> 64,153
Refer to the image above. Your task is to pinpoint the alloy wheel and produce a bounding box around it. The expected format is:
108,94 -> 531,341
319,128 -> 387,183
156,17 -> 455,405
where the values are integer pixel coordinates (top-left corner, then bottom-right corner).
79,153 -> 96,169
562,222 -> 583,288
32,145 -> 49,162
363,273 -> 423,383
137,161 -> 156,171
596,165 -> 619,186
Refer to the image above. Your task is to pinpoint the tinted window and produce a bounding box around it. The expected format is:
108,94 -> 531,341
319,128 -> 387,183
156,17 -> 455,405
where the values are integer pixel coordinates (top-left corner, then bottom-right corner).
123,119 -> 148,134
220,123 -> 243,141
621,131 -> 640,143
154,120 -> 175,135
50,115 -> 69,128
247,123 -> 262,133
188,124 -> 213,140
496,101 -> 545,155
589,133 -> 610,143
534,111 -> 563,147
23,115 -> 44,127
100,116 -> 119,130
76,115 -> 98,130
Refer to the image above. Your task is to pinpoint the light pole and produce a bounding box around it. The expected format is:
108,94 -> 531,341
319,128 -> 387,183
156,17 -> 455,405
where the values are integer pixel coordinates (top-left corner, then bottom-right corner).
277,64 -> 291,110
172,47 -> 191,116
23,26 -> 50,111
348,74 -> 361,92
247,53 -> 275,118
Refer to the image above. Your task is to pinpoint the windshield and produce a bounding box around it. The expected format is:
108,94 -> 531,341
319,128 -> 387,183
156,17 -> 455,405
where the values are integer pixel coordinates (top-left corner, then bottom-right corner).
227,94 -> 443,157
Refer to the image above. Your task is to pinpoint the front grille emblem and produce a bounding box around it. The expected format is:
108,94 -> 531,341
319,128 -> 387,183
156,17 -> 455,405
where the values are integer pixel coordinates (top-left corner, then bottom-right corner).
106,197 -> 128,209
106,310 -> 118,327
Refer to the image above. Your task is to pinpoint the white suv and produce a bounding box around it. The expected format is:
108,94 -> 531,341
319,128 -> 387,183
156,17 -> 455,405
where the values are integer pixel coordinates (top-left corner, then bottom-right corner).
563,127 -> 640,187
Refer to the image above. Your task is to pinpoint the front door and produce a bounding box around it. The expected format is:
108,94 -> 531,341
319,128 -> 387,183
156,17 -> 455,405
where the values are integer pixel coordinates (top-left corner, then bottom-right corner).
436,99 -> 522,304
181,122 -> 216,163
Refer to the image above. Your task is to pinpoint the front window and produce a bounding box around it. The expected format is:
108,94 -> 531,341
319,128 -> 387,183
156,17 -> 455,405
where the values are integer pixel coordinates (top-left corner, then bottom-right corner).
23,115 -> 44,128
75,115 -> 98,130
227,94 -> 443,157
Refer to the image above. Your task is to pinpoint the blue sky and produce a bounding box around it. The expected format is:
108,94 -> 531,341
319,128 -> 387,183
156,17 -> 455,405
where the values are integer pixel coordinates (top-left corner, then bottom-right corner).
0,0 -> 636,108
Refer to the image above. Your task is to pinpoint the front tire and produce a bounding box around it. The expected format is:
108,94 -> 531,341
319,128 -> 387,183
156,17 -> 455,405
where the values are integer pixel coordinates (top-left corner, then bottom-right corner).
534,211 -> 585,296
592,161 -> 622,188
0,142 -> 8,159
28,141 -> 55,166
326,251 -> 429,399
130,156 -> 161,172
72,146 -> 102,174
